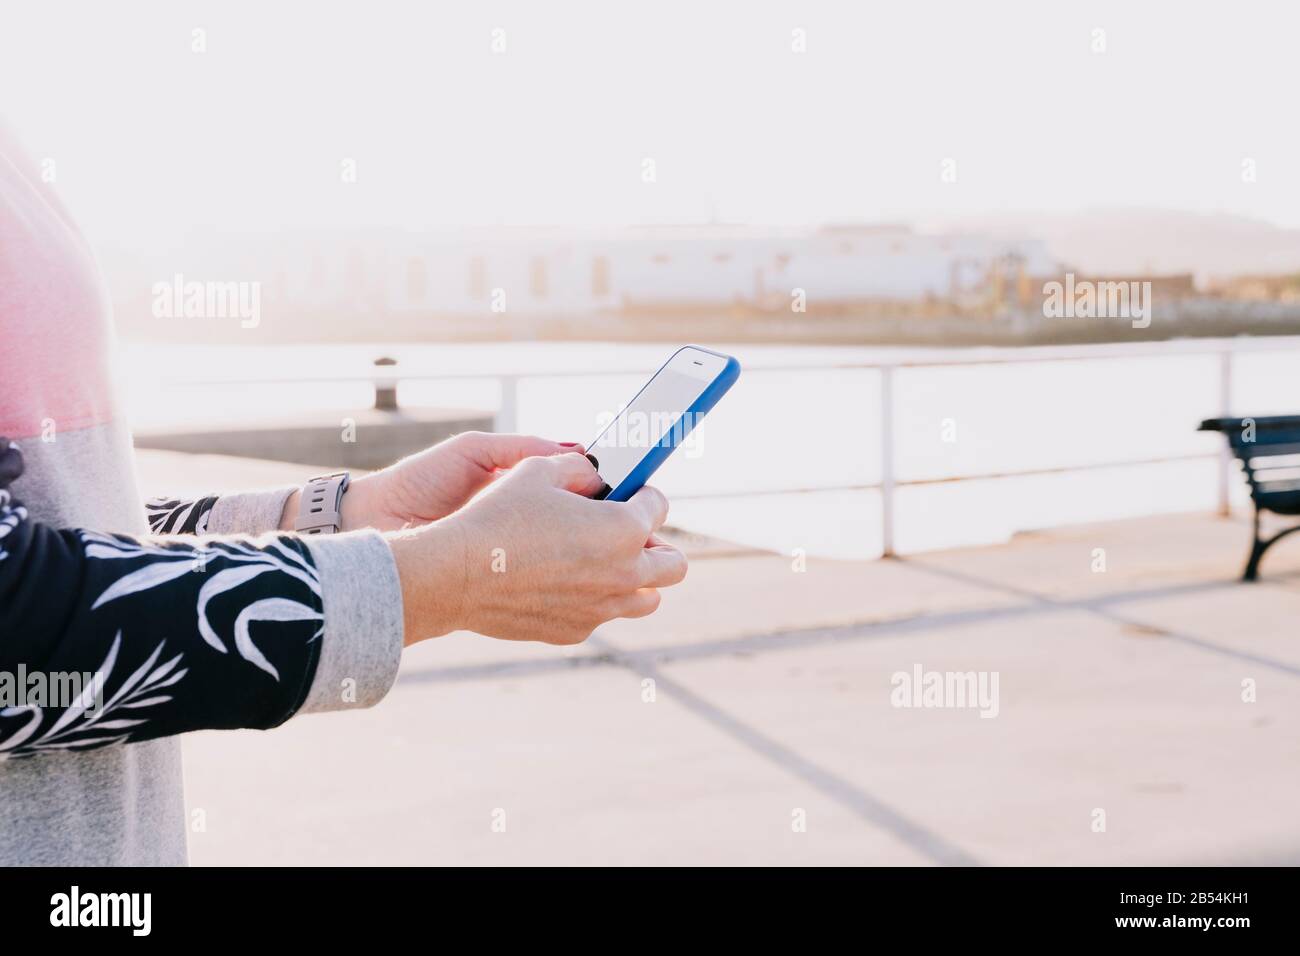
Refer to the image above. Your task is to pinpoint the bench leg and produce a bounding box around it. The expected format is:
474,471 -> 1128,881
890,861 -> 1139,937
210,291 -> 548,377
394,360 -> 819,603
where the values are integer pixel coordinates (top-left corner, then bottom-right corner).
1241,507 -> 1263,581
1242,509 -> 1300,582
1243,540 -> 1266,582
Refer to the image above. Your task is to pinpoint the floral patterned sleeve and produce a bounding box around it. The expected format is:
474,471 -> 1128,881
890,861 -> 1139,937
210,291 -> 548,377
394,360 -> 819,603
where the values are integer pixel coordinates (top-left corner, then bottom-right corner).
0,441 -> 332,758
145,496 -> 222,535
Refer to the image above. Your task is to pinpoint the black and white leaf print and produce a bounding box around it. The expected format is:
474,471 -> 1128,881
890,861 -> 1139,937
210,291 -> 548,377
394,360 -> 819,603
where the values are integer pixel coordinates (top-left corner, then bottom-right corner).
0,439 -> 26,561
0,631 -> 187,758
0,480 -> 326,757
232,597 -> 324,678
80,530 -> 323,679
145,495 -> 218,534
90,558 -> 199,608
0,489 -> 24,562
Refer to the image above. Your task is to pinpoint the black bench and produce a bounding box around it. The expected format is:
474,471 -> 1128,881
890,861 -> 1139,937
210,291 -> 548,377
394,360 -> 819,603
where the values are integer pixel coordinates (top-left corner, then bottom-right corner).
1199,415 -> 1300,580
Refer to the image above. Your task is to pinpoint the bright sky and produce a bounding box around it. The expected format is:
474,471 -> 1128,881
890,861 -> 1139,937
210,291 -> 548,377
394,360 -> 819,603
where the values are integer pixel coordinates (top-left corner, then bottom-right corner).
4,0 -> 1299,248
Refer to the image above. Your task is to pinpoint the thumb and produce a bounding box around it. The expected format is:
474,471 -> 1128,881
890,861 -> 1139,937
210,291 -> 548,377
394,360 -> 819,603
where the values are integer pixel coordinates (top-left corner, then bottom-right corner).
528,452 -> 607,497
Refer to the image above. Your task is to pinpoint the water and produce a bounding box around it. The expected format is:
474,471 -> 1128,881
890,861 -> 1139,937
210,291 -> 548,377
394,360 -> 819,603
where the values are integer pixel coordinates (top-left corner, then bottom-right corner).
119,340 -> 1300,559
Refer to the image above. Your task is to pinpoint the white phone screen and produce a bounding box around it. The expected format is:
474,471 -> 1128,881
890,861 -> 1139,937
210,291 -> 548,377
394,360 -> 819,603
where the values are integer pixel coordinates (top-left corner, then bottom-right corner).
589,361 -> 712,493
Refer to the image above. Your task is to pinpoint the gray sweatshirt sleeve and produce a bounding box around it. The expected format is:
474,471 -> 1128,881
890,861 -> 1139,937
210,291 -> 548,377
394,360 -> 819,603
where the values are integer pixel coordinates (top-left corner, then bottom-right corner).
298,529 -> 405,712
205,486 -> 299,535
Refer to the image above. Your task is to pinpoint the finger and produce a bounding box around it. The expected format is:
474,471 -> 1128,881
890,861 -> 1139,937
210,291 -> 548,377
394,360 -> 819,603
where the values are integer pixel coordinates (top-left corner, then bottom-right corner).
544,625 -> 595,646
625,485 -> 669,535
459,433 -> 578,472
637,543 -> 687,588
612,588 -> 662,620
531,451 -> 606,497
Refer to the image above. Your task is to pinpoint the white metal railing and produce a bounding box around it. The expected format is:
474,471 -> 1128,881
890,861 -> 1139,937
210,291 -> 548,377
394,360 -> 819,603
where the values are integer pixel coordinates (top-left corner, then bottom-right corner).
175,335 -> 1300,557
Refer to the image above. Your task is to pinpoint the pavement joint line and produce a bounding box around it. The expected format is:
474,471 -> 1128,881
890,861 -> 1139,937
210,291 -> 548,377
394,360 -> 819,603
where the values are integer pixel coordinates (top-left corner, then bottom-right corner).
394,633 -> 981,864
583,634 -> 981,867
398,570 -> 1299,687
902,558 -> 1300,679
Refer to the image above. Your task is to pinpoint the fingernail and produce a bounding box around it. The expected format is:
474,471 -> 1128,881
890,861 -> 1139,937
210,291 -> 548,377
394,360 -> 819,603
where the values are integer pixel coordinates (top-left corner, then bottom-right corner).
559,442 -> 583,448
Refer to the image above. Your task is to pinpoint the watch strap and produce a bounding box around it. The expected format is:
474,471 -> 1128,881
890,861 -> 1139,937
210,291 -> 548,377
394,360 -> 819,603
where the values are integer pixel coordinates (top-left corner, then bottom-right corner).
294,472 -> 350,535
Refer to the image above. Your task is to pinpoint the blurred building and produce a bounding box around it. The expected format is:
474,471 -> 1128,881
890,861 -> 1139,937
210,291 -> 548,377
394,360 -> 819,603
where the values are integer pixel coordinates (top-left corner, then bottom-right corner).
271,224 -> 1058,318
1209,273 -> 1300,303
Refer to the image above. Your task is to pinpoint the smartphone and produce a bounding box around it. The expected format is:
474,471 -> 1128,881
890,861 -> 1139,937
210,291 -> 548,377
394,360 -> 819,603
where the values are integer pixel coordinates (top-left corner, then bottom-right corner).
586,345 -> 741,501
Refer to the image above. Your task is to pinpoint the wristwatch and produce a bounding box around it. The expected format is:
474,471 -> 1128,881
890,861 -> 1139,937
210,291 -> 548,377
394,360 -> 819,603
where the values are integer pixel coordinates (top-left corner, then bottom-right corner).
294,472 -> 350,535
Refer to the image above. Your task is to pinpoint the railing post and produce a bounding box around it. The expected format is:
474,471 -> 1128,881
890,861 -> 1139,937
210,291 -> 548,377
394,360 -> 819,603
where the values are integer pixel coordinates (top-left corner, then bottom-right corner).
496,375 -> 518,433
880,365 -> 896,558
1217,349 -> 1233,517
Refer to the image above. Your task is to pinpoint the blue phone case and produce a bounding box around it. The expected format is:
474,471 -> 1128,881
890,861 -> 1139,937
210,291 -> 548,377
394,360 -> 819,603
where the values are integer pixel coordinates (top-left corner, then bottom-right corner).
601,345 -> 742,502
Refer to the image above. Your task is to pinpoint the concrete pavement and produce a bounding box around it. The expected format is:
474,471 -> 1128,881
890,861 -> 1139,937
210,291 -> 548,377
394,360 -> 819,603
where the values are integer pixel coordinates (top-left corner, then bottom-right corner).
134,451 -> 1300,865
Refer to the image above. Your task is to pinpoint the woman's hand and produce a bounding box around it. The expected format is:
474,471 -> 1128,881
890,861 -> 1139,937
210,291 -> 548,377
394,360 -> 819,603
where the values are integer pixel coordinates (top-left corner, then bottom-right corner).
281,432 -> 582,533
388,452 -> 687,646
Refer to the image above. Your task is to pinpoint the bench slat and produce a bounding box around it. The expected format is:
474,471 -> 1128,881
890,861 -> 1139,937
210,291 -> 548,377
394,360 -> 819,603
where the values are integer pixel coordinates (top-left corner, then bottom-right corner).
1256,489 -> 1300,515
1200,415 -> 1300,432
1243,441 -> 1300,459
1201,418 -> 1300,448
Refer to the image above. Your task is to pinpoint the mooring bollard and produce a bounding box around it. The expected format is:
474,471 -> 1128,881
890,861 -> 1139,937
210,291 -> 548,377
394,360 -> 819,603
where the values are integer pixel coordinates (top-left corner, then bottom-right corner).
373,356 -> 398,411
